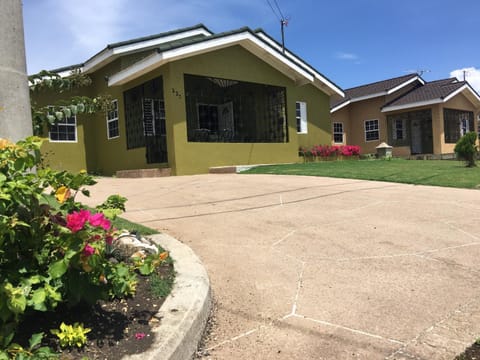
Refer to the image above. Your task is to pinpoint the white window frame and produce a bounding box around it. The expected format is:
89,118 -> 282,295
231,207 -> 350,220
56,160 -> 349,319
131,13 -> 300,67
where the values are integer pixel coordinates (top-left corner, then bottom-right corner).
106,99 -> 119,139
392,119 -> 406,140
296,101 -> 308,134
48,108 -> 77,143
333,122 -> 344,143
364,119 -> 379,142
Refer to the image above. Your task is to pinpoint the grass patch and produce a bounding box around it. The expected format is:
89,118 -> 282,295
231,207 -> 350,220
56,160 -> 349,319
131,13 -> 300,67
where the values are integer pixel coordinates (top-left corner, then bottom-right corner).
243,158 -> 480,189
149,271 -> 175,298
111,216 -> 158,235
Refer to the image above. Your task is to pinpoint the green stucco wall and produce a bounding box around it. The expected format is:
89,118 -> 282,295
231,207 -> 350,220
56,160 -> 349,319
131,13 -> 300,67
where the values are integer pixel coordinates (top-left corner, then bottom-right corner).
34,44 -> 332,176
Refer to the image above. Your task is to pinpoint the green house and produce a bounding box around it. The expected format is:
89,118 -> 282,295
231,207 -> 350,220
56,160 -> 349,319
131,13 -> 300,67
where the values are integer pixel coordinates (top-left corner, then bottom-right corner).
35,24 -> 344,176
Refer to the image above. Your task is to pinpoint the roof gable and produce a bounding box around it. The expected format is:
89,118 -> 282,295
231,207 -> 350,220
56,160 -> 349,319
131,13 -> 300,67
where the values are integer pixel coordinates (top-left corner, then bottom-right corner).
331,74 -> 423,112
106,27 -> 344,96
382,78 -> 480,112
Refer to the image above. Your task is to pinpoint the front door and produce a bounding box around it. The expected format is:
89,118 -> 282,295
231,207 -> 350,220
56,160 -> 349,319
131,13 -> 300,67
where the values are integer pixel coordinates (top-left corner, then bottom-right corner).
411,121 -> 422,154
143,98 -> 167,163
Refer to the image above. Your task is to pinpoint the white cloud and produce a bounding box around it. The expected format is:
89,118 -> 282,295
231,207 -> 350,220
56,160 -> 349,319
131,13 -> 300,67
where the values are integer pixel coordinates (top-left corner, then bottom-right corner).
54,0 -> 129,54
450,67 -> 480,93
335,52 -> 359,61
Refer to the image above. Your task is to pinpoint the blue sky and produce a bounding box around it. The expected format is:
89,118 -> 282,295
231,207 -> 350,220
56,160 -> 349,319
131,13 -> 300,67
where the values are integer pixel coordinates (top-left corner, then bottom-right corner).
23,0 -> 480,91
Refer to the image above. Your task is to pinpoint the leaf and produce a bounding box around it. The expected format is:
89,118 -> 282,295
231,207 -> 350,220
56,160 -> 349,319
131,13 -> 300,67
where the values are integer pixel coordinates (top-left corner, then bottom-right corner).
6,292 -> 27,315
81,189 -> 90,197
48,259 -> 68,279
55,111 -> 64,121
139,262 -> 154,276
28,332 -> 44,350
30,288 -> 47,311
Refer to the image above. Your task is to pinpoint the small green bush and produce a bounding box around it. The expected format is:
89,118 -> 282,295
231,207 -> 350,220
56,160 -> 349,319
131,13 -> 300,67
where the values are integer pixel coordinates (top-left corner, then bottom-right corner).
454,132 -> 478,167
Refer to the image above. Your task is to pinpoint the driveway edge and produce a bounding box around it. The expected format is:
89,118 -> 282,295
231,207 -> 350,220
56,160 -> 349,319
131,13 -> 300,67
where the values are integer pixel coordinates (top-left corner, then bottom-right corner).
128,233 -> 211,360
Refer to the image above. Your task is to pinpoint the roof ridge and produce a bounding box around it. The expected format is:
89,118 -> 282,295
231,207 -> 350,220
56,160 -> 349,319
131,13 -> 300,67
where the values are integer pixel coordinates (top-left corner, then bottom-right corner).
344,73 -> 418,92
106,24 -> 212,49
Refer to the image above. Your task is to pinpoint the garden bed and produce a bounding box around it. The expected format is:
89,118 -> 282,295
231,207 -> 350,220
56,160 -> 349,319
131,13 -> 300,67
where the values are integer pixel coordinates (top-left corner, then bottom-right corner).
14,259 -> 174,359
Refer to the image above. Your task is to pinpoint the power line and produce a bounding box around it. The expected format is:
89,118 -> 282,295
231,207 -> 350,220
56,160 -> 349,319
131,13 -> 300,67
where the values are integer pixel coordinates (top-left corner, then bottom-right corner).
272,0 -> 285,21
265,0 -> 281,21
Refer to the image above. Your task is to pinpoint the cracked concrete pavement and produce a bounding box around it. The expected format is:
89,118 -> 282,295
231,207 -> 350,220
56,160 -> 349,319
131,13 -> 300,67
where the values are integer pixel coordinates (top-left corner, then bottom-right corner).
80,174 -> 480,359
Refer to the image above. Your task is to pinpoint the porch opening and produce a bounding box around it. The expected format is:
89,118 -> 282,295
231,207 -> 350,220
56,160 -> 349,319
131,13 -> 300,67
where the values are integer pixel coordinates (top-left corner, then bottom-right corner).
387,109 -> 432,154
184,74 -> 288,143
444,108 -> 474,144
124,77 -> 167,164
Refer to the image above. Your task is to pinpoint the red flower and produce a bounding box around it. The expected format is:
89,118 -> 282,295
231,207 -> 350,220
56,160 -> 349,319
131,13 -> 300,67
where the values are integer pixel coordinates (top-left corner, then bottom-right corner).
135,332 -> 146,340
66,210 -> 91,232
88,212 -> 111,231
83,244 -> 95,257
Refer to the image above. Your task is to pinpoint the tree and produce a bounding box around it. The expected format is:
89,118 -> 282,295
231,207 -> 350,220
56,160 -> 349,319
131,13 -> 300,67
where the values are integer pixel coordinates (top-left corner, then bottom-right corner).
0,0 -> 32,142
454,131 -> 478,167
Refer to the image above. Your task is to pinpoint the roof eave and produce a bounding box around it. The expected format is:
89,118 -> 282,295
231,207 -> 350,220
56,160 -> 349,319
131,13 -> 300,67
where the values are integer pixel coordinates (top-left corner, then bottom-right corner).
108,31 -> 324,90
386,75 -> 424,94
381,99 -> 443,112
83,27 -> 213,74
330,100 -> 351,113
254,30 -> 344,97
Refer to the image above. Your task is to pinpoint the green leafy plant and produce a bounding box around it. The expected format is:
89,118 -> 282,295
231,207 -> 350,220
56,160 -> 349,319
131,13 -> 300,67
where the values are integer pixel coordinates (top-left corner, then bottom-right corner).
50,323 -> 91,348
0,333 -> 57,359
96,194 -> 128,220
454,131 -> 478,167
0,137 -> 140,352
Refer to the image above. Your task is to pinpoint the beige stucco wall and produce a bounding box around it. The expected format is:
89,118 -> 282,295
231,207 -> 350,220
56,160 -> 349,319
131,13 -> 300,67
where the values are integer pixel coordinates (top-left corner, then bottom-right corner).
331,97 -> 387,154
332,89 -> 480,157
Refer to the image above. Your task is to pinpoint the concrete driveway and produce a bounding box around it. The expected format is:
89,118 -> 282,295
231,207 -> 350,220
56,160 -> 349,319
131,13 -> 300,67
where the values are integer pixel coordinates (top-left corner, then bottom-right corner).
82,174 -> 480,359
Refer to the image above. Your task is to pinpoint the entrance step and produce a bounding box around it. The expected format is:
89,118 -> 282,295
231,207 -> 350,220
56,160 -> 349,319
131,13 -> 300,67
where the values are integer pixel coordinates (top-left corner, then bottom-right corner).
116,168 -> 171,178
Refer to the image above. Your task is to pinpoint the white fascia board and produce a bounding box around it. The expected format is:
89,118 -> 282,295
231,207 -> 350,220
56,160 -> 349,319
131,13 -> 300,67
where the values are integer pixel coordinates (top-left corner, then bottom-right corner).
350,92 -> 386,103
330,100 -> 351,113
109,31 -> 317,87
84,28 -> 212,74
387,76 -> 423,94
108,52 -> 164,86
381,99 -> 442,112
256,31 -> 344,97
83,48 -> 114,73
444,84 -> 480,104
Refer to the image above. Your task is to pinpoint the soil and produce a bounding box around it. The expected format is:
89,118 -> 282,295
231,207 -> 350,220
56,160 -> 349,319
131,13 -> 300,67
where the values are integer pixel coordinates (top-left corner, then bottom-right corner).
455,342 -> 480,360
14,262 -> 173,360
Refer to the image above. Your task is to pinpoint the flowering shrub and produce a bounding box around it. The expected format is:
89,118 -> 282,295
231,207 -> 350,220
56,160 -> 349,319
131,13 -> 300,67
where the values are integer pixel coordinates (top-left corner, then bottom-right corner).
0,137 -> 138,354
300,144 -> 360,160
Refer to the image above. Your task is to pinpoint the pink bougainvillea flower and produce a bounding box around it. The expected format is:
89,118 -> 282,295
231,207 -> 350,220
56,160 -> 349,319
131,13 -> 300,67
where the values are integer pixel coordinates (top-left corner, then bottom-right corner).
105,234 -> 114,245
83,244 -> 95,257
134,332 -> 146,340
66,210 -> 91,232
88,213 -> 111,231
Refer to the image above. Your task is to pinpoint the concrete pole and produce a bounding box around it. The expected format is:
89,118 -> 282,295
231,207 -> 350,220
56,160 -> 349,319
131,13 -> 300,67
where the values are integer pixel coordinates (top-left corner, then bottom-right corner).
0,0 -> 33,142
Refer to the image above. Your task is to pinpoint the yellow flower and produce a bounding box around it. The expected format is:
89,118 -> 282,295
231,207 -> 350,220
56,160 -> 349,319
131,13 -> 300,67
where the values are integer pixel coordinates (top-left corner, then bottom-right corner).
55,186 -> 71,203
0,138 -> 14,150
80,169 -> 87,174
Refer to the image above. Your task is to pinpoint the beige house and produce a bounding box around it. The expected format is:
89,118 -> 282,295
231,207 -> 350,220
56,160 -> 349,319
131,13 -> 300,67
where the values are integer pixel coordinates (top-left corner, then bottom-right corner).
330,74 -> 480,156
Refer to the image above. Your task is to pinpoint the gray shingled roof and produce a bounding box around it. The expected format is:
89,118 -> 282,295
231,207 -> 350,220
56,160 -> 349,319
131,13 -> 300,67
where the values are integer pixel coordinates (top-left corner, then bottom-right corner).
331,74 -> 419,109
382,78 -> 464,109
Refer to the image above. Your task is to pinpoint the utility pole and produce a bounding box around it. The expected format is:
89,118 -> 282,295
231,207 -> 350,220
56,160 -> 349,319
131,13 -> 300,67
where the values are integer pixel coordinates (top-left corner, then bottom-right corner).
0,0 -> 33,142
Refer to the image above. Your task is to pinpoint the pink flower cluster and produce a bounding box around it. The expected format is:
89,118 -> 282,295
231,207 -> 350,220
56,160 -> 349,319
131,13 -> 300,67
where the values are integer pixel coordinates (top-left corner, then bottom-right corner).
66,210 -> 111,233
301,144 -> 360,158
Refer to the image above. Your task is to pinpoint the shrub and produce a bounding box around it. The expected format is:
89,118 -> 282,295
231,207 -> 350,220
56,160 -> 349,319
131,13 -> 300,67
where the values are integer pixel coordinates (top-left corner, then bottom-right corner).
0,137 -> 136,353
454,132 -> 478,167
300,144 -> 361,160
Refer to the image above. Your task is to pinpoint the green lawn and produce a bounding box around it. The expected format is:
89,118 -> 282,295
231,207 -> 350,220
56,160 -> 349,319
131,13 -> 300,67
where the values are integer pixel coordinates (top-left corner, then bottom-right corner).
242,159 -> 480,189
